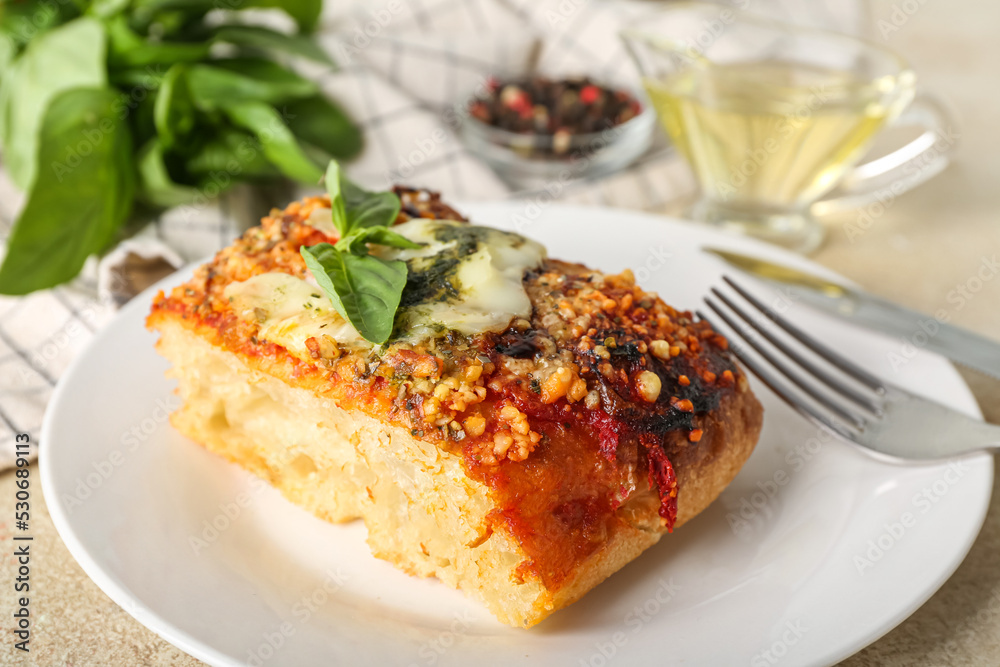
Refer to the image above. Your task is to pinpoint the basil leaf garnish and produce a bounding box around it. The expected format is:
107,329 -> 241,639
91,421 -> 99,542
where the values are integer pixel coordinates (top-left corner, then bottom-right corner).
336,226 -> 422,255
301,243 -> 407,345
325,160 -> 401,237
300,160 -> 422,345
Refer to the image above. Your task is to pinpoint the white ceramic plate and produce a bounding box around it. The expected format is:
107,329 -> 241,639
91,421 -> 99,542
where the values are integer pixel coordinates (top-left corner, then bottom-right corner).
41,204 -> 993,667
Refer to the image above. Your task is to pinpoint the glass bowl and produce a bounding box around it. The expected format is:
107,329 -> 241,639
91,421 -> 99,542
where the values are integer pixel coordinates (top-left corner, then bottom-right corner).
458,85 -> 656,189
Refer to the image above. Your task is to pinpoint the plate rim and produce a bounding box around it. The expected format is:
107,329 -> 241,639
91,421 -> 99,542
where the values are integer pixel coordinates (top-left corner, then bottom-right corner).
40,203 -> 994,667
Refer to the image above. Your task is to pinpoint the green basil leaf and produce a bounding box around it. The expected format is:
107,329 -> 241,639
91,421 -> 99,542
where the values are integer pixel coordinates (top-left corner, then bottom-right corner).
130,0 -> 215,12
300,243 -> 407,345
127,0 -> 214,34
106,15 -> 211,67
336,226 -> 422,255
129,0 -> 215,14
210,57 -> 312,78
300,161 -> 417,343
108,65 -> 168,91
186,59 -> 317,109
0,17 -> 106,190
130,0 -> 321,32
341,181 -> 400,229
284,94 -> 362,160
183,127 -> 279,180
222,101 -> 322,183
89,0 -> 132,19
131,93 -> 160,148
0,39 -> 14,79
0,87 -> 134,295
342,181 -> 401,233
0,53 -> 16,144
211,25 -> 332,64
136,139 -> 204,207
1,0 -> 81,52
136,10 -> 212,40
355,227 -> 422,250
324,160 -> 349,235
154,64 -> 198,151
323,161 -> 401,236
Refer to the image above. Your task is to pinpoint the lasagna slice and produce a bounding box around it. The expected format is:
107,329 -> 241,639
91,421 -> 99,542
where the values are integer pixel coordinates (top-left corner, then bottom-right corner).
147,188 -> 762,628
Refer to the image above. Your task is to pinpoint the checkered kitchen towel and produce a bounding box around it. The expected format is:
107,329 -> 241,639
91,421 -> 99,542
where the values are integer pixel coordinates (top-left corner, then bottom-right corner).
0,0 -> 867,467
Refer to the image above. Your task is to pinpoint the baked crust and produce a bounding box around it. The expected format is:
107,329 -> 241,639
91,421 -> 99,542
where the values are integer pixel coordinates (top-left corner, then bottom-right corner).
147,188 -> 763,627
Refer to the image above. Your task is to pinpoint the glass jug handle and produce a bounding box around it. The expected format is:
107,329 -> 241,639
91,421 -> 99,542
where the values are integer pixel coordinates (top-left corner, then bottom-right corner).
812,93 -> 957,216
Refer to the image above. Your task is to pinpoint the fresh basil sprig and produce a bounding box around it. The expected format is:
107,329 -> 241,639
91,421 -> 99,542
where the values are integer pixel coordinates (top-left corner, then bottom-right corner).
0,0 -> 361,295
300,161 -> 421,345
0,87 -> 134,294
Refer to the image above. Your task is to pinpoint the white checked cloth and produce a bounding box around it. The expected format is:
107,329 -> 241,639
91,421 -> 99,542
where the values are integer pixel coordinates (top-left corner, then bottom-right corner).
0,0 -> 867,467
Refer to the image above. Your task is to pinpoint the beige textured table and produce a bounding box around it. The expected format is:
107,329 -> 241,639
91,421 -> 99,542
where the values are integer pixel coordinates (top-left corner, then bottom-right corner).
2,0 -> 999,664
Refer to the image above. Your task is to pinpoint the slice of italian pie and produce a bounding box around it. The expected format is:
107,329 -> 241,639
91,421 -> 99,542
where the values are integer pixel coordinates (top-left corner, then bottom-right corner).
148,179 -> 763,629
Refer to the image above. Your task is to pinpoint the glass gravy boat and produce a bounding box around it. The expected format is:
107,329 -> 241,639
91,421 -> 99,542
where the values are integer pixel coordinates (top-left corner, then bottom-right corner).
622,2 -> 955,253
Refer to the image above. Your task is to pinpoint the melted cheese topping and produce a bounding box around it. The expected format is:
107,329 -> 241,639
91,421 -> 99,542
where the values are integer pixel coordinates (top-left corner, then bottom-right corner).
377,218 -> 547,341
224,273 -> 367,358
224,215 -> 546,353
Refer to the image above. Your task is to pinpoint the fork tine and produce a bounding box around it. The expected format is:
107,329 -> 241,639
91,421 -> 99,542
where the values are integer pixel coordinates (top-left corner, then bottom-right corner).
698,307 -> 861,442
702,298 -> 867,431
710,287 -> 884,417
722,276 -> 886,394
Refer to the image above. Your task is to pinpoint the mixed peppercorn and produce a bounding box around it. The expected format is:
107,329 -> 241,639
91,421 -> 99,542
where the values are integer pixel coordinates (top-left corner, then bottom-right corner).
468,76 -> 644,157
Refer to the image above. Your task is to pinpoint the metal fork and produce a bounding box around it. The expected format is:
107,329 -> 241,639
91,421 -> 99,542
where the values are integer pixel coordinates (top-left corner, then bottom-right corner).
701,276 -> 1000,461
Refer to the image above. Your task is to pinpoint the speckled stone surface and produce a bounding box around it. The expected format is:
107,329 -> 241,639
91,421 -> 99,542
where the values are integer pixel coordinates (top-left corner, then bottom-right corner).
0,482 -> 200,666
1,0 -> 999,664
